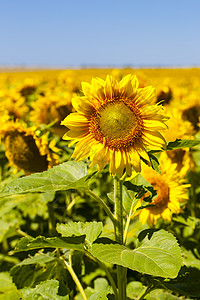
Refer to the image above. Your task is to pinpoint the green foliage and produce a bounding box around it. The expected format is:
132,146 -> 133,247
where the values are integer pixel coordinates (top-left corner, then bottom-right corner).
0,161 -> 89,198
20,280 -> 69,300
15,236 -> 86,251
0,272 -> 21,300
1,136 -> 200,299
57,221 -> 103,246
166,139 -> 200,150
91,230 -> 182,278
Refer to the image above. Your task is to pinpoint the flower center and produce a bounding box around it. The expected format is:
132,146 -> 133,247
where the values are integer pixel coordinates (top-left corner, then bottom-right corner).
4,131 -> 48,173
89,100 -> 143,150
99,102 -> 137,140
147,175 -> 170,208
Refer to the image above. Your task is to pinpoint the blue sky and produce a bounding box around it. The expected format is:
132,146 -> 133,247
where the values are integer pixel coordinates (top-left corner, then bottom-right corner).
0,0 -> 200,67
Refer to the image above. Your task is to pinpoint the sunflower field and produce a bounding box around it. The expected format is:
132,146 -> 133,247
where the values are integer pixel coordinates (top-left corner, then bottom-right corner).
0,68 -> 200,300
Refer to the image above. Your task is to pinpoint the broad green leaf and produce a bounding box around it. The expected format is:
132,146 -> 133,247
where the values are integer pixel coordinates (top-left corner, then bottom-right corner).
15,236 -> 86,252
17,253 -> 56,266
11,257 -> 71,291
56,221 -> 103,246
21,279 -> 69,300
91,230 -> 182,278
167,139 -> 200,150
0,272 -> 21,300
0,161 -> 88,198
122,230 -> 182,278
91,238 -> 126,265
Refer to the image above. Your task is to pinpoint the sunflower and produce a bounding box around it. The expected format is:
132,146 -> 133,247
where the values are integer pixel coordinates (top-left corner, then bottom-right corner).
162,106 -> 195,177
61,74 -> 169,177
0,88 -> 29,121
30,91 -> 73,136
0,121 -> 59,174
136,156 -> 190,226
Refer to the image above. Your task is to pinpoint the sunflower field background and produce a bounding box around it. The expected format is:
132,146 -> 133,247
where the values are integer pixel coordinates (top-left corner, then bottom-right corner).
0,67 -> 200,299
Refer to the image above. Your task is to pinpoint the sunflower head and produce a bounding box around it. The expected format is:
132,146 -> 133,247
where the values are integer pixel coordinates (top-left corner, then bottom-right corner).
136,156 -> 190,226
0,121 -> 59,174
62,74 -> 169,177
30,92 -> 73,136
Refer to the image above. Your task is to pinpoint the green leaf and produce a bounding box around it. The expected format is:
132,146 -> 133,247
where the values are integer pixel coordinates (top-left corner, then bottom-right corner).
15,236 -> 86,252
0,161 -> 89,198
146,289 -> 181,300
182,249 -> 200,270
148,152 -> 160,173
0,272 -> 21,300
91,230 -> 182,278
124,174 -> 157,204
17,253 -> 56,266
56,221 -> 103,246
122,229 -> 182,278
89,291 -> 108,300
21,279 -> 69,300
167,139 -> 200,150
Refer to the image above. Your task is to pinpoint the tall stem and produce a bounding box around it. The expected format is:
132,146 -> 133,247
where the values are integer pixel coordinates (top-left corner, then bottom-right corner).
113,175 -> 127,300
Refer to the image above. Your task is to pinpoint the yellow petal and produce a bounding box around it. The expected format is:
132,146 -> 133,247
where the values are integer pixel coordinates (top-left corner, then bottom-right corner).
104,75 -> 114,99
115,150 -> 125,178
143,130 -> 166,149
72,96 -> 94,115
136,86 -> 155,106
62,130 -> 88,140
61,113 -> 89,130
82,82 -> 92,97
90,145 -> 109,171
128,150 -> 141,172
143,119 -> 168,130
72,136 -> 94,161
135,143 -> 151,165
109,150 -> 116,175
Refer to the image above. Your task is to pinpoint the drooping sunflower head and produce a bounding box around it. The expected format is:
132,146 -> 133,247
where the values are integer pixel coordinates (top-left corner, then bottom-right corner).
0,121 -> 59,174
61,74 -> 169,177
136,156 -> 190,226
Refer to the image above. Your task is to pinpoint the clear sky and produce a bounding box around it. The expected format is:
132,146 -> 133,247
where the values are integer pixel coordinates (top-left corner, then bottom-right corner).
0,0 -> 200,68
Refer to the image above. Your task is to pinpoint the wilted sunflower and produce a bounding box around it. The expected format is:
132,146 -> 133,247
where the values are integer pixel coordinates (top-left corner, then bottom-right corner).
61,75 -> 169,177
136,156 -> 190,226
0,121 -> 59,174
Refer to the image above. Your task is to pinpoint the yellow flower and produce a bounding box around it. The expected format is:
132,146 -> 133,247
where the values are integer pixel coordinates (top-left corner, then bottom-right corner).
162,106 -> 195,177
0,121 -> 59,174
0,88 -> 29,121
61,75 -> 169,177
136,156 -> 190,226
30,91 -> 73,136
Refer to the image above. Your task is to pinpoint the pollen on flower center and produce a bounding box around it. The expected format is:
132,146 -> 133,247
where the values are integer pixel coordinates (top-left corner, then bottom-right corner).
99,102 -> 137,140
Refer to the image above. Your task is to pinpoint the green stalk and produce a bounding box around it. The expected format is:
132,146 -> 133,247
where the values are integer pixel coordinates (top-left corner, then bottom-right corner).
61,255 -> 88,300
86,189 -> 117,225
113,175 -> 127,300
86,252 -> 119,300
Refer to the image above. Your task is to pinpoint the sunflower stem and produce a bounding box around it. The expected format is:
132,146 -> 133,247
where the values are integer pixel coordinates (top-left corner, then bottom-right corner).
86,189 -> 117,225
113,175 -> 127,300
